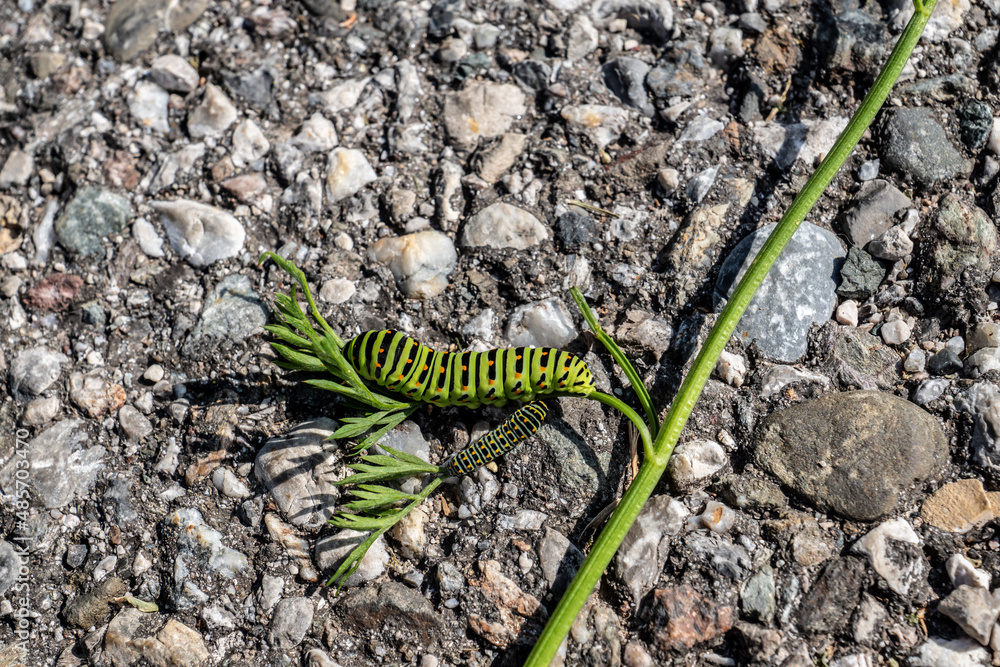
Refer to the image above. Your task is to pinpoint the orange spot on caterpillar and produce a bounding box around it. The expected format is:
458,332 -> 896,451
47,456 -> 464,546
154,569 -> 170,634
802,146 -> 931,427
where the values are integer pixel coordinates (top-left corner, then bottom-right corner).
515,373 -> 522,379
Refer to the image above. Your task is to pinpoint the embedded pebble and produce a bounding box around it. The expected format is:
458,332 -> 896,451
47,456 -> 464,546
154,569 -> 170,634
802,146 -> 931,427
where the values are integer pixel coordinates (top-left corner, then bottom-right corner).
270,597 -> 314,649
947,553 -> 992,590
697,500 -> 736,534
869,225 -> 913,260
0,150 -> 33,188
880,319 -> 910,345
668,439 -> 727,489
836,300 -> 859,326
187,83 -> 238,138
938,585 -> 1000,645
505,297 -> 577,347
69,371 -> 127,418
461,203 -> 548,250
880,108 -> 973,188
151,54 -> 200,93
561,104 -> 630,149
443,82 -> 526,150
921,479 -> 994,534
231,120 -> 270,168
851,518 -> 924,596
151,199 -> 245,267
21,396 -> 60,426
911,637 -> 990,667
10,346 -> 68,400
326,147 -> 377,203
144,364 -> 165,383
968,323 -> 1000,354
614,496 -> 689,604
118,405 -> 153,441
212,467 -> 251,499
389,506 -> 429,558
129,82 -> 170,133
293,112 -> 338,153
314,529 -> 389,586
255,419 -> 339,529
56,187 -> 133,257
913,378 -> 949,405
715,350 -> 746,387
132,217 -> 165,257
182,275 -> 268,359
754,117 -> 849,170
369,230 -> 457,299
839,179 -> 912,248
478,133 -> 526,183
319,277 -> 356,304
714,222 -> 844,362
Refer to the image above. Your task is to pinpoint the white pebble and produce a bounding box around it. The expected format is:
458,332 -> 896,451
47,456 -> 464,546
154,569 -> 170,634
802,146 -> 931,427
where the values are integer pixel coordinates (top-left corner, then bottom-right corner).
903,348 -> 926,373
319,278 -> 356,304
880,319 -> 911,345
292,112 -> 338,153
151,199 -> 245,267
561,104 -> 629,149
836,300 -> 859,327
946,553 -> 991,589
151,54 -> 200,93
988,118 -> 1000,156
460,202 -> 549,250
326,148 -> 377,203
715,350 -> 746,387
129,82 -> 170,133
505,298 -> 577,348
132,217 -> 164,258
698,500 -> 736,534
187,83 -> 238,139
368,230 -> 457,299
144,364 -> 165,383
231,120 -> 270,168
212,467 -> 251,499
667,439 -> 727,488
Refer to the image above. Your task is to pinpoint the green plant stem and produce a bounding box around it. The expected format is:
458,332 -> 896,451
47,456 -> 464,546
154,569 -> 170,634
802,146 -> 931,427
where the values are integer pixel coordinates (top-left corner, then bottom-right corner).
570,288 -> 659,438
524,1 -> 939,663
589,391 -> 653,461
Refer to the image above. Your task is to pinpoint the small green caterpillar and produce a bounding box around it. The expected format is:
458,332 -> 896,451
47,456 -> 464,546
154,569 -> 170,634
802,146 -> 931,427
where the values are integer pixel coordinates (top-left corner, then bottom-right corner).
344,330 -> 595,408
445,401 -> 548,476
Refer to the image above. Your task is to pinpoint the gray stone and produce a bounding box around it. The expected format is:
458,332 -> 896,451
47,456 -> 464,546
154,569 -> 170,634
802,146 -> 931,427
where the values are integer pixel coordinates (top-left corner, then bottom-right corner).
837,246 -> 886,300
740,565 -> 776,623
852,518 -> 925,596
0,419 -> 105,509
118,405 -> 153,441
151,54 -> 200,93
924,194 -> 996,283
956,99 -> 993,150
937,585 -> 1000,645
187,84 -> 238,139
104,0 -> 210,60
685,532 -> 751,580
537,528 -> 584,594
461,202 -> 548,250
443,82 -> 526,150
614,495 -> 688,603
880,108 -> 973,188
714,222 -> 845,362
797,558 -> 866,634
591,0 -> 674,41
21,396 -> 60,426
339,581 -> 440,641
255,419 -> 339,529
711,474 -> 787,510
839,179 -> 912,248
755,391 -> 948,520
9,346 -> 67,401
55,187 -> 132,256
602,57 -> 654,116
182,275 -> 267,360
0,541 -> 23,596
314,530 -> 388,586
269,597 -> 314,649
0,149 -> 34,188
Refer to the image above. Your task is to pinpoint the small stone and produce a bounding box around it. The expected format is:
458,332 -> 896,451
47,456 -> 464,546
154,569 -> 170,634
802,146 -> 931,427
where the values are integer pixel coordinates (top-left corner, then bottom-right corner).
326,147 -> 377,203
957,100 -> 994,150
118,405 -> 152,441
678,117 -> 725,143
904,348 -> 926,373
839,179 -> 912,248
715,350 -> 746,387
938,586 -> 1000,645
69,372 -> 127,419
314,530 -> 388,586
0,149 -> 34,188
858,159 -> 880,180
292,113 -> 338,153
21,396 -> 60,425
561,104 -> 630,149
10,347 -> 68,400
602,57 -> 654,116
657,167 -> 680,196
55,187 -> 132,256
103,0 -> 209,60
686,164 -> 720,203
478,133 -> 526,183
922,479 -> 994,534
911,637 -> 990,666
668,439 -> 727,489
755,117 -> 849,170
968,323 -> 1000,354
505,297 -> 577,347
851,518 -> 924,596
927,348 -> 962,376
369,230 -> 457,300
143,365 -> 165,383
256,419 -> 340,529
182,274 -> 268,359
708,27 -> 745,67
319,277 -> 356,304
591,0 -> 674,40
880,319 -> 911,345
187,83 -> 238,139
649,585 -> 734,651
698,500 -> 736,534
880,108 -> 973,188
130,81 -> 171,134
212,467 -> 251,500
132,217 -> 164,257
913,378 -> 948,405
740,565 -> 777,623
151,54 -> 200,93
151,199 -> 245,267
837,300 -> 859,326
947,554 -> 992,589
869,225 -> 914,261
23,274 -> 83,312
269,597 -> 314,649
231,120 -> 270,168
566,15 -> 599,61
461,203 -> 548,250
443,82 -> 526,150
837,246 -> 885,300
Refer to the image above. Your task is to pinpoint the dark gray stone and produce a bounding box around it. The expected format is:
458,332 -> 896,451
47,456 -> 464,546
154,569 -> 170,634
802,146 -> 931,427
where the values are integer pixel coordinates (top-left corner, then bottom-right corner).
755,391 -> 948,520
880,108 -> 973,189
340,581 -> 440,642
797,558 -> 865,634
511,60 -> 551,92
711,475 -> 787,511
837,246 -> 886,300
815,9 -> 888,74
923,194 -> 997,283
937,585 -> 1000,645
714,222 -> 845,362
555,211 -> 595,249
103,0 -> 209,61
740,565 -> 776,623
646,41 -> 707,100
926,349 -> 962,376
956,100 -> 993,150
55,187 -> 132,256
603,57 -> 654,116
685,532 -> 751,580
65,544 -> 88,570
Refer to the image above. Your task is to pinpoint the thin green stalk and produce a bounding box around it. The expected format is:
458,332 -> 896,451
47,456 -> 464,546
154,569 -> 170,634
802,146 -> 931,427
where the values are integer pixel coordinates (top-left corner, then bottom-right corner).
524,1 -> 939,663
589,391 -> 653,461
570,288 -> 659,437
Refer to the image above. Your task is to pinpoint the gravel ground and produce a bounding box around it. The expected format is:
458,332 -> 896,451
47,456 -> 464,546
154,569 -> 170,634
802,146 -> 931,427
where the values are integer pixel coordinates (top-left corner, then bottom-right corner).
2,0 -> 1000,665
